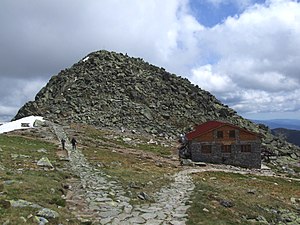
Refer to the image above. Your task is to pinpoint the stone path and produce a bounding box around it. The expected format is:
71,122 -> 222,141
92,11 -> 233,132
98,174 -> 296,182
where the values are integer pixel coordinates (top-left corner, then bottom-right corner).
49,122 -> 195,224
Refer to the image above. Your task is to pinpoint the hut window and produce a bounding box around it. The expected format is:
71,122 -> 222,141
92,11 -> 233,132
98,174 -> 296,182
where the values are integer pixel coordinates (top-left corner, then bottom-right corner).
202,145 -> 212,154
229,130 -> 236,138
221,145 -> 231,153
217,131 -> 223,139
241,144 -> 251,152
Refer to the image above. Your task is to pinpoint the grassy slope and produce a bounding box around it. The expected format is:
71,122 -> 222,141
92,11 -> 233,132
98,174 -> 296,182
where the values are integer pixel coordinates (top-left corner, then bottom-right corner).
0,134 -> 79,224
188,172 -> 300,225
0,125 -> 179,223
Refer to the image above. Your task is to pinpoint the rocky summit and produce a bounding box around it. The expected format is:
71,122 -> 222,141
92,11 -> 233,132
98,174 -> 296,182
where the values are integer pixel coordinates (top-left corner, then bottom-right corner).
14,50 -> 299,167
14,50 -> 240,135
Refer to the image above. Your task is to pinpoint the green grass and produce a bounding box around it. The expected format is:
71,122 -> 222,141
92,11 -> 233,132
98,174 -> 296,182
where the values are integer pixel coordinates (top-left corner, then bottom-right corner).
78,124 -> 173,156
0,135 -> 60,168
134,143 -> 171,156
0,134 -> 79,224
188,172 -> 300,225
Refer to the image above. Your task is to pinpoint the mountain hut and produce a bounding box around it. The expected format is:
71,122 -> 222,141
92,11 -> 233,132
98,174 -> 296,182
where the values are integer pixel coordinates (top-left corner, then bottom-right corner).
182,121 -> 261,168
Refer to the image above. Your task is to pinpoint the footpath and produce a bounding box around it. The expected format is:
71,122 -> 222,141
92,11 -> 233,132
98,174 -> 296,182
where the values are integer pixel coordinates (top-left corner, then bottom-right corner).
50,122 -> 194,225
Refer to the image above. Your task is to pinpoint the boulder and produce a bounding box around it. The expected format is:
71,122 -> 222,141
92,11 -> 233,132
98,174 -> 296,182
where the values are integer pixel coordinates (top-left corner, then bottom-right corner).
34,216 -> 49,225
180,158 -> 195,167
33,119 -> 45,127
219,199 -> 234,208
37,157 -> 53,168
137,192 -> 151,201
37,208 -> 59,219
9,199 -> 42,208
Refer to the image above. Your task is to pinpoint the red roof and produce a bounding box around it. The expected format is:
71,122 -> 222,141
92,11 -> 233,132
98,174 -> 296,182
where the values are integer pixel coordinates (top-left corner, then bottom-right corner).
186,121 -> 261,141
186,121 -> 226,140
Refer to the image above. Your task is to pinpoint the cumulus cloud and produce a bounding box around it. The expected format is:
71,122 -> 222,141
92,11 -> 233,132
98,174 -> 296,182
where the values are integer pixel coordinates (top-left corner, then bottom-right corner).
231,89 -> 300,114
190,64 -> 234,92
190,0 -> 300,117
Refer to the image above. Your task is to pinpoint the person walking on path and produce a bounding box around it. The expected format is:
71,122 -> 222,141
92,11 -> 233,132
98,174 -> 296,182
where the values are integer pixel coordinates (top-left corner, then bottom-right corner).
71,137 -> 77,150
61,138 -> 66,150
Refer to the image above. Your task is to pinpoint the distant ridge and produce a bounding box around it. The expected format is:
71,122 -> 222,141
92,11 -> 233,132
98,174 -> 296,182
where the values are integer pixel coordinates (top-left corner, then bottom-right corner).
272,128 -> 300,147
252,119 -> 300,130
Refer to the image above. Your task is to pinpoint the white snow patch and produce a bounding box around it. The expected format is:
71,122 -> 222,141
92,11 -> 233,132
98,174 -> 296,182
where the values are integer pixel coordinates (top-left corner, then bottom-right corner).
83,56 -> 89,62
0,116 -> 44,134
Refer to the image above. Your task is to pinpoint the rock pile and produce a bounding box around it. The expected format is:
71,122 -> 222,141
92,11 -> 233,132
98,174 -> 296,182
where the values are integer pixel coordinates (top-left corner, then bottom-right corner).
13,50 -> 299,165
13,50 -> 239,135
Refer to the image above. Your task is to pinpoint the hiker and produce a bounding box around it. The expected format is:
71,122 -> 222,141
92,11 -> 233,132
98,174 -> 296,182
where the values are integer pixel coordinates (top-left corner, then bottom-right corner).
61,138 -> 66,150
71,137 -> 77,150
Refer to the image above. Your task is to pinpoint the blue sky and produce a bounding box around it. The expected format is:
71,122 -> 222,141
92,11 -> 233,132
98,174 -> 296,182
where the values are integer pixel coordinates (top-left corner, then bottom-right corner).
190,0 -> 266,27
0,0 -> 299,121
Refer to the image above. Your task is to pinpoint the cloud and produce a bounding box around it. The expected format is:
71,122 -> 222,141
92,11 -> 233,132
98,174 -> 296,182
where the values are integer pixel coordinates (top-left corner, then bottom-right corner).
0,77 -> 47,120
190,64 -> 234,92
190,0 -> 300,116
0,106 -> 16,118
205,0 -> 255,9
231,89 -> 300,114
0,0 -> 198,78
0,0 -> 208,77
